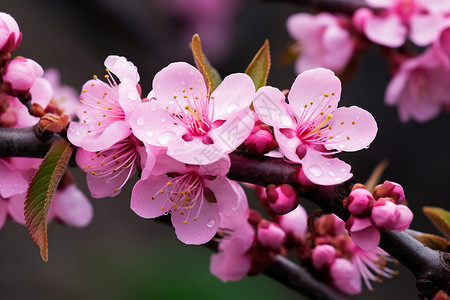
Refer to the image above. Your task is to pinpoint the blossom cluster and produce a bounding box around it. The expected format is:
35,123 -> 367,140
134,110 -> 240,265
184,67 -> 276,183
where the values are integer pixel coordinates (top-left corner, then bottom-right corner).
0,13 -> 92,230
287,0 -> 450,122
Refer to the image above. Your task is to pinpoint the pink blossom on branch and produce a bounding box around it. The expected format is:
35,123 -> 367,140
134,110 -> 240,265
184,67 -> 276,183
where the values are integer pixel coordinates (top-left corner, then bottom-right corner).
130,62 -> 255,165
287,12 -> 354,74
253,68 -> 377,185
0,12 -> 21,55
131,151 -> 247,245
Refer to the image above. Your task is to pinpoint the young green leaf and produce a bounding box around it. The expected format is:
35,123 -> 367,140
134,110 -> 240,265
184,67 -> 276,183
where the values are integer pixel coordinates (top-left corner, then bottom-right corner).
416,233 -> 450,252
245,39 -> 271,91
25,139 -> 73,262
423,206 -> 450,240
191,34 -> 222,91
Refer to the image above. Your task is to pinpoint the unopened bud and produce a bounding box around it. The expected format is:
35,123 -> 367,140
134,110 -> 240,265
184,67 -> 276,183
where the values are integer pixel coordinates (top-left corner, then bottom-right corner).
244,125 -> 276,155
344,187 -> 374,216
311,244 -> 336,270
2,57 -> 43,92
371,198 -> 400,231
257,220 -> 286,250
373,180 -> 405,204
30,103 -> 45,117
393,205 -> 413,232
39,113 -> 69,133
267,184 -> 298,214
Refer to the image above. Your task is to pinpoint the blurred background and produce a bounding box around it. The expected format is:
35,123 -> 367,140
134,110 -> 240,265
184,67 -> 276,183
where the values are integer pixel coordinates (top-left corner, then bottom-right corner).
0,0 -> 448,299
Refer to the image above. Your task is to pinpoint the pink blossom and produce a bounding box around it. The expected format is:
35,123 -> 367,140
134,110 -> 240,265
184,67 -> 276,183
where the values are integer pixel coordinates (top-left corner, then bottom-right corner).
266,184 -> 298,215
0,12 -> 21,53
130,62 -> 255,165
287,12 -> 354,73
363,0 -> 450,47
330,257 -> 362,294
311,244 -> 336,270
0,159 -> 28,199
67,55 -> 141,152
243,124 -> 277,155
345,187 -> 374,216
346,215 -> 380,251
76,134 -> 155,198
385,49 -> 450,122
131,151 -> 246,244
372,180 -> 405,204
2,57 -> 43,92
253,68 -> 377,185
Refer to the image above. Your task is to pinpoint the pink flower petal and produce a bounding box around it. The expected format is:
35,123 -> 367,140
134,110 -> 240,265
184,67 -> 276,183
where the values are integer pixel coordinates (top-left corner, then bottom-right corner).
364,14 -> 407,47
0,199 -> 8,230
394,205 -> 413,231
288,68 -> 341,121
277,205 -> 308,237
350,224 -> 380,251
210,252 -> 251,282
409,14 -> 442,46
324,106 -> 378,152
197,157 -> 231,177
364,0 -> 391,8
172,197 -> 220,245
7,192 -> 26,224
118,81 -> 141,123
30,77 -> 53,109
152,62 -> 207,110
253,86 -> 295,128
131,175 -> 172,218
273,126 -> 302,163
322,23 -> 353,71
301,148 -> 352,185
104,55 -> 139,84
204,176 -> 241,217
330,258 -> 362,294
0,160 -> 28,198
52,185 -> 93,227
210,73 -> 255,121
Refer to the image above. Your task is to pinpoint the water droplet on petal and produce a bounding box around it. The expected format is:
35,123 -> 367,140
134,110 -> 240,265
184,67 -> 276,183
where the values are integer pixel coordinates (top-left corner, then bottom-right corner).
160,117 -> 166,123
338,144 -> 345,149
328,171 -> 336,176
150,103 -> 157,111
281,116 -> 293,126
127,90 -> 138,101
136,116 -> 144,126
146,130 -> 154,137
206,218 -> 216,228
341,168 -> 347,172
157,132 -> 174,145
308,165 -> 322,177
334,177 -> 342,182
226,103 -> 239,114
326,161 -> 332,166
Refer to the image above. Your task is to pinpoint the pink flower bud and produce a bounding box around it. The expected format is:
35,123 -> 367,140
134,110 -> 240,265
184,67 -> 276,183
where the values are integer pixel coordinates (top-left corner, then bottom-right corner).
277,205 -> 308,237
352,8 -> 373,33
0,12 -> 21,53
393,205 -> 413,232
257,220 -> 286,250
330,258 -> 361,294
345,187 -> 374,216
2,57 -> 43,91
267,184 -> 298,214
346,215 -> 380,251
371,198 -> 400,231
244,125 -> 276,155
373,180 -> 405,204
311,244 -> 336,270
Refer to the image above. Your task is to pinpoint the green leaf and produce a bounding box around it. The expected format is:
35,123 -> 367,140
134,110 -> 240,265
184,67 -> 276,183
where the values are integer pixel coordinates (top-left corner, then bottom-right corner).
245,39 -> 271,91
423,206 -> 450,240
191,34 -> 222,92
25,139 -> 73,262
416,233 -> 450,252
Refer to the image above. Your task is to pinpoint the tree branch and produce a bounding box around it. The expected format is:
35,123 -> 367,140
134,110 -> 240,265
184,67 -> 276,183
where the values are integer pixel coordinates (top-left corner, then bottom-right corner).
1,126 -> 450,297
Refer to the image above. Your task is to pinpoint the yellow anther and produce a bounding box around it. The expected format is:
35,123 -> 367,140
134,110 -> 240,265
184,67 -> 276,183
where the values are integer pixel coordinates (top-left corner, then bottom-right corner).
160,190 -> 164,194
332,92 -> 335,96
183,95 -> 188,98
308,114 -> 333,136
151,196 -> 155,200
82,167 -> 86,170
205,94 -> 209,97
310,101 -> 314,105
352,121 -> 355,125
189,87 -> 193,90
101,162 -> 104,166
324,93 -> 329,97
83,120 -> 86,123
304,105 -> 308,108
183,221 -> 188,224
93,75 -> 98,79
182,89 -> 186,93
347,136 -> 350,140
82,89 -> 87,93
173,95 -> 177,99
328,105 -> 332,108
104,75 -> 109,79
91,83 -> 94,87
193,218 -> 197,221
320,112 -> 324,115
98,122 -> 101,126
91,171 -> 96,175
211,96 -> 214,100
103,114 -> 106,117
329,136 -> 333,139
88,164 -> 92,168
167,182 -> 173,186
180,211 -> 184,215
340,122 -> 344,125
161,206 -> 164,211
97,101 -> 100,104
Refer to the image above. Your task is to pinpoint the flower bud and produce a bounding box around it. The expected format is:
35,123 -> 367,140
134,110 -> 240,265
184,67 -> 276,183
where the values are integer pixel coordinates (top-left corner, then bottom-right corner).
352,8 -> 373,33
257,220 -> 286,250
372,180 -> 405,204
3,57 -> 43,92
346,215 -> 380,251
371,198 -> 400,231
344,187 -> 374,216
244,125 -> 276,155
311,244 -> 336,270
0,12 -> 21,53
267,184 -> 298,214
330,258 -> 361,294
277,205 -> 308,237
39,113 -> 69,133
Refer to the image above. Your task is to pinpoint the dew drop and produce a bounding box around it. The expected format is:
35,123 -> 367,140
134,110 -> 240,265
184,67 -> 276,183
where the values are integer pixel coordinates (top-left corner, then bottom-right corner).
206,218 -> 216,228
157,132 -> 174,145
308,165 -> 322,177
150,103 -> 157,111
226,103 -> 239,114
160,117 -> 167,123
334,177 -> 342,182
127,90 -> 138,101
146,130 -> 154,137
340,168 -> 347,172
136,116 -> 144,126
328,170 -> 336,177
326,161 -> 332,166
338,144 -> 345,149
281,116 -> 293,126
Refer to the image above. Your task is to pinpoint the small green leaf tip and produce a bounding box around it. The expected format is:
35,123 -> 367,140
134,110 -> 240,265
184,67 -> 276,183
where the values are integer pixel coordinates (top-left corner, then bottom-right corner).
423,206 -> 450,240
25,139 -> 73,262
191,34 -> 222,91
245,39 -> 271,91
